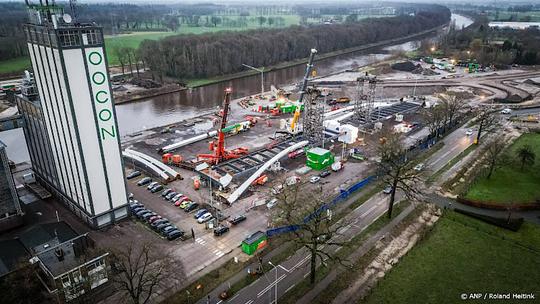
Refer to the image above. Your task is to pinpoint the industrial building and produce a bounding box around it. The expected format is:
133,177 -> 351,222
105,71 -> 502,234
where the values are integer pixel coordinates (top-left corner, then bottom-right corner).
15,3 -> 128,228
0,140 -> 23,232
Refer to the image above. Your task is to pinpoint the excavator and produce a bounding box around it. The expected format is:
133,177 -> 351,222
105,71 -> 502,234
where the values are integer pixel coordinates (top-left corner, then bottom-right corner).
197,88 -> 249,164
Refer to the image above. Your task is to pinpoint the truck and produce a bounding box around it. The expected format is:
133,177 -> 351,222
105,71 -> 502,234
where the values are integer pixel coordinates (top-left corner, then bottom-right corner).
331,161 -> 343,172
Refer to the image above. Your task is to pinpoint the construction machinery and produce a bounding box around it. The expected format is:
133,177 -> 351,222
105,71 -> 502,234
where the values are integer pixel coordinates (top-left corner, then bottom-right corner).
197,88 -> 249,164
286,48 -> 318,134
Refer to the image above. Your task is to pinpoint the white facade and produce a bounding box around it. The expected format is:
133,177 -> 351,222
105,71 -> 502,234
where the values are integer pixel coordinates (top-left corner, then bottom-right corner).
21,21 -> 128,227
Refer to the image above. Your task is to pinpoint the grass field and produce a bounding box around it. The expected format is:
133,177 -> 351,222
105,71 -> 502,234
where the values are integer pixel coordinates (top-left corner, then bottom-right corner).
465,133 -> 540,205
364,211 -> 540,304
0,56 -> 31,75
488,10 -> 540,22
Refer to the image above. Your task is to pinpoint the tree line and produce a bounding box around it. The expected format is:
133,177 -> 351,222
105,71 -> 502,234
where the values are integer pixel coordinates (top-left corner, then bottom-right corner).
139,5 -> 450,80
439,15 -> 540,66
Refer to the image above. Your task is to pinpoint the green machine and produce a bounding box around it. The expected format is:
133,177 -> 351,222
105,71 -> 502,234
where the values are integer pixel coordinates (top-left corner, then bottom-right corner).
242,231 -> 268,255
468,63 -> 480,73
306,147 -> 335,171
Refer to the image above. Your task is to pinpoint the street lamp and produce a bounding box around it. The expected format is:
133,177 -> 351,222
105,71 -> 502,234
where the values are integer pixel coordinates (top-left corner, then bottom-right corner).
242,63 -> 265,95
268,261 -> 278,304
430,46 -> 436,52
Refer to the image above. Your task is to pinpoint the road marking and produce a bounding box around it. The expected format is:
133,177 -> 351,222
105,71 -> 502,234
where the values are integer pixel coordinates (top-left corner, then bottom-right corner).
245,300 -> 253,304
278,265 -> 291,273
216,301 -> 222,304
364,204 -> 378,215
216,251 -> 225,258
257,274 -> 286,297
229,294 -> 240,302
285,284 -> 296,293
292,255 -> 310,270
304,272 -> 309,278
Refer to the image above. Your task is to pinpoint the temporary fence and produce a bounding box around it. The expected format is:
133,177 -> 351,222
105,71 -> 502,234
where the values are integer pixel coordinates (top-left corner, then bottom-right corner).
266,175 -> 376,237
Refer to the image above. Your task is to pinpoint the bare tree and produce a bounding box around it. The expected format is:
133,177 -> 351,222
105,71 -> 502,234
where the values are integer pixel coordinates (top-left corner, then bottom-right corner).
113,46 -> 128,75
109,242 -> 184,304
475,108 -> 499,144
483,135 -> 507,179
516,144 -> 535,171
422,105 -> 445,137
440,94 -> 466,129
377,133 -> 422,218
272,182 -> 350,285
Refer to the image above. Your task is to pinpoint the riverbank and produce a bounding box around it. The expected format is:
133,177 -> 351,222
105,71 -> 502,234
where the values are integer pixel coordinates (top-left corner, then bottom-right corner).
184,23 -> 448,89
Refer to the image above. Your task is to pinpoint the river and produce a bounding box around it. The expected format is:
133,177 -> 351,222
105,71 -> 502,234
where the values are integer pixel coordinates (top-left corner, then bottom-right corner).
0,14 -> 472,163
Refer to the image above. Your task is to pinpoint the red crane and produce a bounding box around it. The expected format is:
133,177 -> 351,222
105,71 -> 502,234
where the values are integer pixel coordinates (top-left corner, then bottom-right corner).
197,88 -> 248,164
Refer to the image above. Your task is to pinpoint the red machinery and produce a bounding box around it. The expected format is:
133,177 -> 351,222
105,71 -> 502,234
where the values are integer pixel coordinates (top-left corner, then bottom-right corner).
197,88 -> 249,164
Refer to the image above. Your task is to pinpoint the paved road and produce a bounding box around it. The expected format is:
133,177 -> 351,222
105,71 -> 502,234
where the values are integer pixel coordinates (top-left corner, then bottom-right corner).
202,191 -> 397,304
426,124 -> 475,173
199,120 -> 481,304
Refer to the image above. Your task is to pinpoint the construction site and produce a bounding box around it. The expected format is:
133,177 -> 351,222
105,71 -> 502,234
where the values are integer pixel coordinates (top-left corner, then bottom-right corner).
116,38 -> 540,276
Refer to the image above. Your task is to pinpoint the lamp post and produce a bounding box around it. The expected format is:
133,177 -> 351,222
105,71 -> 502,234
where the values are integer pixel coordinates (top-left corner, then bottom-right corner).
268,261 -> 278,304
242,63 -> 265,95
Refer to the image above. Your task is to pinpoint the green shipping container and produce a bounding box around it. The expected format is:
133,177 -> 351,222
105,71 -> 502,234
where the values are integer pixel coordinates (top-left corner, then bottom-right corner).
306,147 -> 334,171
241,231 -> 268,255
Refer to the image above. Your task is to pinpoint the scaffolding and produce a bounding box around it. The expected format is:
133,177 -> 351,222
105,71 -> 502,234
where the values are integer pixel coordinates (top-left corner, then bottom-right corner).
355,74 -> 378,123
302,87 -> 325,145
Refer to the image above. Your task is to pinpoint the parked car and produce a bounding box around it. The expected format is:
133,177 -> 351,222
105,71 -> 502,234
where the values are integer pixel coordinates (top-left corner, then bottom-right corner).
161,188 -> 173,197
137,177 -> 152,186
171,193 -> 183,202
167,230 -> 184,240
194,209 -> 208,219
142,212 -> 157,221
151,185 -> 164,193
165,192 -> 177,201
310,176 -> 321,183
466,129 -> 474,136
131,206 -> 145,214
319,170 -> 331,178
383,185 -> 393,194
175,196 -> 190,204
126,171 -> 141,179
414,163 -> 424,171
151,219 -> 168,228
229,215 -> 247,225
501,108 -> 512,114
184,202 -> 199,212
161,225 -> 177,235
135,209 -> 150,218
266,198 -> 278,209
130,202 -> 143,209
147,181 -> 159,190
157,223 -> 172,232
148,215 -> 162,224
177,200 -> 192,208
214,226 -> 230,236
197,213 -> 213,223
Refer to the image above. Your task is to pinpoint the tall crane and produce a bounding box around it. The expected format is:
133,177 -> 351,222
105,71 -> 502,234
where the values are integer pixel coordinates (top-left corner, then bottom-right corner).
197,88 -> 248,164
289,48 -> 317,134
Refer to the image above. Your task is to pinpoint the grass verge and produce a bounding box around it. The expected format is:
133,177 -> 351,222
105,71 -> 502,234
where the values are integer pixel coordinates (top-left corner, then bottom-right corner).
363,210 -> 540,304
427,143 -> 477,184
0,57 -> 31,75
465,133 -> 540,205
279,201 -> 412,304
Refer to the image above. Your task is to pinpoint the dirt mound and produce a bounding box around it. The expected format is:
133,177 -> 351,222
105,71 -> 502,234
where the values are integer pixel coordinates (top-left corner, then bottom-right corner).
130,78 -> 162,89
391,61 -> 418,72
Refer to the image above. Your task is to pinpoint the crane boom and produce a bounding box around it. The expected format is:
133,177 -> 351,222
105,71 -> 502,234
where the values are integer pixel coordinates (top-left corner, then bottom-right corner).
289,48 -> 317,134
297,48 -> 317,105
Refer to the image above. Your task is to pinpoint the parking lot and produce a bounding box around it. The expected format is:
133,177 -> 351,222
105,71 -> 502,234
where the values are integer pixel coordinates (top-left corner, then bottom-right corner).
125,172 -> 270,276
